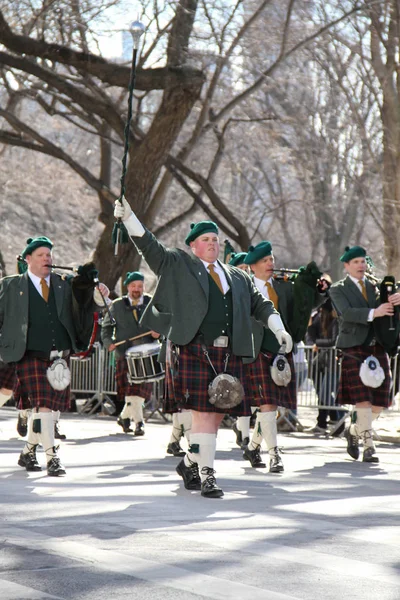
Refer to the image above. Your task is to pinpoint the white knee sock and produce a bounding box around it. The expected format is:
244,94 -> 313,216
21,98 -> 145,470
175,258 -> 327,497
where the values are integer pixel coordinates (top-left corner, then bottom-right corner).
249,411 -> 266,450
125,396 -> 144,424
22,413 -> 40,454
236,416 -> 250,439
183,433 -> 217,482
177,410 -> 192,443
37,412 -> 57,461
52,410 -> 61,423
169,413 -> 182,443
0,390 -> 11,408
256,411 -> 278,454
120,400 -> 131,420
353,407 -> 374,449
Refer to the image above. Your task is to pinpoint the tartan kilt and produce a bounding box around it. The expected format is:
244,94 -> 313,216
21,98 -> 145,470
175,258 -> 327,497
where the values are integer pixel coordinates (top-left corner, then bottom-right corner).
166,343 -> 251,416
246,351 -> 297,410
115,358 -> 153,402
0,361 -> 16,391
337,344 -> 392,408
15,355 -> 71,412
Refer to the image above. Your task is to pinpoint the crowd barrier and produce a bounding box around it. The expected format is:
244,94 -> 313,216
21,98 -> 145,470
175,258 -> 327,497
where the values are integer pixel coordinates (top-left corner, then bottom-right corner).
70,343 -> 400,424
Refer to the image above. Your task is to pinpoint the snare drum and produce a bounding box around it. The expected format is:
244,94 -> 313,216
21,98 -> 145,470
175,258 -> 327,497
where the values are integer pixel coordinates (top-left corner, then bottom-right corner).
125,342 -> 165,383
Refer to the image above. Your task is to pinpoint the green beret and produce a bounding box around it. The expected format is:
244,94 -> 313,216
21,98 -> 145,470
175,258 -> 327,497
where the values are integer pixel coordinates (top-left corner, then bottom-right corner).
340,245 -> 367,262
185,221 -> 219,246
244,241 -> 273,265
229,252 -> 247,267
21,236 -> 53,259
123,271 -> 144,286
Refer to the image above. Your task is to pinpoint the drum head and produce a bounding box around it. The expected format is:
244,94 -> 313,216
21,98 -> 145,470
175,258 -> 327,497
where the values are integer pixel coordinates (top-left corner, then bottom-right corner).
126,342 -> 160,357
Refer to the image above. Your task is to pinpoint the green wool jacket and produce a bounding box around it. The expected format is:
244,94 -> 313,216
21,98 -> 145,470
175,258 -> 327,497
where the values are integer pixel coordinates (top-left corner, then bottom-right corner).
131,229 -> 278,359
0,272 -> 88,363
329,275 -> 381,349
101,294 -> 154,359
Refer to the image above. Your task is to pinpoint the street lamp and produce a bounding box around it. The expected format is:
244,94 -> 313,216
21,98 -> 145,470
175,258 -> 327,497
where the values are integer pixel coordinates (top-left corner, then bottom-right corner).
113,20 -> 145,255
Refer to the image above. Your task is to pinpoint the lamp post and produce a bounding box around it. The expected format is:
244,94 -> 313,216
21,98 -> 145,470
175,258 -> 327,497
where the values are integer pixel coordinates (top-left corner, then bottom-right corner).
113,20 -> 145,255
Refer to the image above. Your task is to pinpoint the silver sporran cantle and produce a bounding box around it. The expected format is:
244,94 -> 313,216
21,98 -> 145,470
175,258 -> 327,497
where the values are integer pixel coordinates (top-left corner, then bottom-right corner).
208,373 -> 245,409
270,354 -> 291,387
46,358 -> 71,391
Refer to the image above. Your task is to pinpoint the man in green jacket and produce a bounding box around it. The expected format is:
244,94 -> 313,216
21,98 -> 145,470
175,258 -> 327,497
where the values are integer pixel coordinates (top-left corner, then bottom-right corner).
101,271 -> 159,436
114,198 -> 292,498
329,245 -> 400,463
0,236 -> 106,476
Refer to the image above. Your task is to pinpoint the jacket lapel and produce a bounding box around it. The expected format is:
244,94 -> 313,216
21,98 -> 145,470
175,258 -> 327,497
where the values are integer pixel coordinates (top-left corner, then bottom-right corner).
219,261 -> 233,290
19,273 -> 29,315
273,279 -> 286,314
344,275 -> 367,306
189,255 -> 209,299
51,273 -> 64,314
366,279 -> 377,307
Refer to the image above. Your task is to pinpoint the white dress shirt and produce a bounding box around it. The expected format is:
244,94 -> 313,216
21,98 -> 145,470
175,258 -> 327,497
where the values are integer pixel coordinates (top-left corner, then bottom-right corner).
28,271 -> 50,299
253,275 -> 274,298
201,259 -> 230,294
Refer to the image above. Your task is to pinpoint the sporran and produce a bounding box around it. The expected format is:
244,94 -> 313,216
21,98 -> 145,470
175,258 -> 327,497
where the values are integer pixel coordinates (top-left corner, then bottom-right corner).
46,358 -> 71,391
359,355 -> 385,388
202,345 -> 244,409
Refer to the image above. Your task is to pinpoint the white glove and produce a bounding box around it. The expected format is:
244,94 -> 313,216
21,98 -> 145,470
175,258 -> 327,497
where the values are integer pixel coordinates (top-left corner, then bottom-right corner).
114,196 -> 132,221
267,313 -> 293,353
114,197 -> 145,237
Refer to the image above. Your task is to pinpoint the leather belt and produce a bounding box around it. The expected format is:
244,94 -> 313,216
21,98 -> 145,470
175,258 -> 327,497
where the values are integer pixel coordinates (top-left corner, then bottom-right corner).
25,349 -> 70,361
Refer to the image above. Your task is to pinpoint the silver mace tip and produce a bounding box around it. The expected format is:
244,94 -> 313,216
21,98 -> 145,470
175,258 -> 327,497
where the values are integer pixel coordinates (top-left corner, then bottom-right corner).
130,21 -> 145,48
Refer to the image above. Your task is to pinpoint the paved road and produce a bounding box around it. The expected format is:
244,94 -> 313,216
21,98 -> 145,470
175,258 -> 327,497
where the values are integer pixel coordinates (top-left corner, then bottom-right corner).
1,407 -> 399,600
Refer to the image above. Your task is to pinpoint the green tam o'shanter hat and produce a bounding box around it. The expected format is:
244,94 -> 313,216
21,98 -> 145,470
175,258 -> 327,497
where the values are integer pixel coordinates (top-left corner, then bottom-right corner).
124,271 -> 144,286
229,252 -> 247,267
185,221 -> 219,246
244,241 -> 273,265
340,245 -> 367,263
21,236 -> 53,259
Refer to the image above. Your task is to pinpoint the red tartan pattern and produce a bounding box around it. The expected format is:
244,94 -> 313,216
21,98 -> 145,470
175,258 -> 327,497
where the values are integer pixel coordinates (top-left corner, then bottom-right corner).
337,344 -> 392,407
0,362 -> 16,391
246,351 -> 297,410
165,343 -> 251,416
115,358 -> 153,402
15,355 -> 71,411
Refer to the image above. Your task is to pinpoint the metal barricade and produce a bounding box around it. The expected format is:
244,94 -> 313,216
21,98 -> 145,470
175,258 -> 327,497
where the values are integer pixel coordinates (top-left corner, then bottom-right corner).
70,343 -> 116,415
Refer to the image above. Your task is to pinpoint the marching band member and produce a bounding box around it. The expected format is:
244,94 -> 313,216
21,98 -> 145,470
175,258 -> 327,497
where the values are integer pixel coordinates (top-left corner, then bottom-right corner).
101,271 -> 159,436
329,246 -> 400,463
0,236 -> 106,476
243,241 -> 327,472
114,198 -> 292,498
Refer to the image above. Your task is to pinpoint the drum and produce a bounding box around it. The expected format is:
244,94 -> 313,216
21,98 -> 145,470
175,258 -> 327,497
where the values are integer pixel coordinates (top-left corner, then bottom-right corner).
125,342 -> 165,384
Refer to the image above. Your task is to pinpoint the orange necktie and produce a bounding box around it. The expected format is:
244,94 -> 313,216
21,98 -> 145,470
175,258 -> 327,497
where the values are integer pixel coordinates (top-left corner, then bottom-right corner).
266,281 -> 279,309
208,264 -> 224,294
131,298 -> 139,321
40,278 -> 49,302
359,279 -> 368,301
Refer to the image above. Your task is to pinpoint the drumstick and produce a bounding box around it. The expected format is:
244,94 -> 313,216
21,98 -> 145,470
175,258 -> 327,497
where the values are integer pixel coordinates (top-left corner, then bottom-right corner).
113,331 -> 153,348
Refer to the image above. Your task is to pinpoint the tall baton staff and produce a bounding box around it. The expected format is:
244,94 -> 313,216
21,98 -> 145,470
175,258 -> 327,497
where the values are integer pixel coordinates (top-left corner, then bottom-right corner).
112,20 -> 145,255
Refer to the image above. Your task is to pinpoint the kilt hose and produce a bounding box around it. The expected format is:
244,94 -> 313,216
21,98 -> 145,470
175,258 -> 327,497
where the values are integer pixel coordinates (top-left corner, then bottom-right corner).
115,357 -> 153,403
165,342 -> 251,416
15,355 -> 71,412
337,344 -> 392,408
0,361 -> 16,391
246,351 -> 297,410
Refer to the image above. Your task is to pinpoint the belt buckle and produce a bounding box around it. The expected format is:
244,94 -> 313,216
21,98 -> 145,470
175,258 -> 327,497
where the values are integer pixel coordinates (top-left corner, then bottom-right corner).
213,336 -> 228,348
369,338 -> 376,347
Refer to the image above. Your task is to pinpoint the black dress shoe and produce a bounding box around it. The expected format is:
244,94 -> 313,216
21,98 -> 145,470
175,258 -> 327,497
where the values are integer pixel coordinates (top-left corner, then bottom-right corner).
117,416 -> 133,433
200,467 -> 224,498
344,427 -> 359,460
17,413 -> 28,437
134,421 -> 145,436
269,447 -> 284,473
363,447 -> 379,463
166,441 -> 186,457
54,422 -> 66,440
176,459 -> 201,490
47,456 -> 66,476
243,446 -> 266,468
232,422 -> 243,447
18,447 -> 41,472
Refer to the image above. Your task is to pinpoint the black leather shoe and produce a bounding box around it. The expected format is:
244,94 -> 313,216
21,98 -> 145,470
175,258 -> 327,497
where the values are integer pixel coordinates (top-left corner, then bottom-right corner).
363,447 -> 379,463
47,456 -> 66,476
18,447 -> 41,472
134,421 -> 145,436
117,417 -> 133,433
176,459 -> 201,490
17,413 -> 28,437
243,446 -> 266,468
200,467 -> 224,498
54,422 -> 66,440
167,441 -> 186,457
344,427 -> 359,460
269,447 -> 284,473
232,422 -> 243,447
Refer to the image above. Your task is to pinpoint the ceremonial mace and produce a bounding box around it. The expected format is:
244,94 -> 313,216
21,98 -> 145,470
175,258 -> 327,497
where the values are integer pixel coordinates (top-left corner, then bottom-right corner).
112,20 -> 145,255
